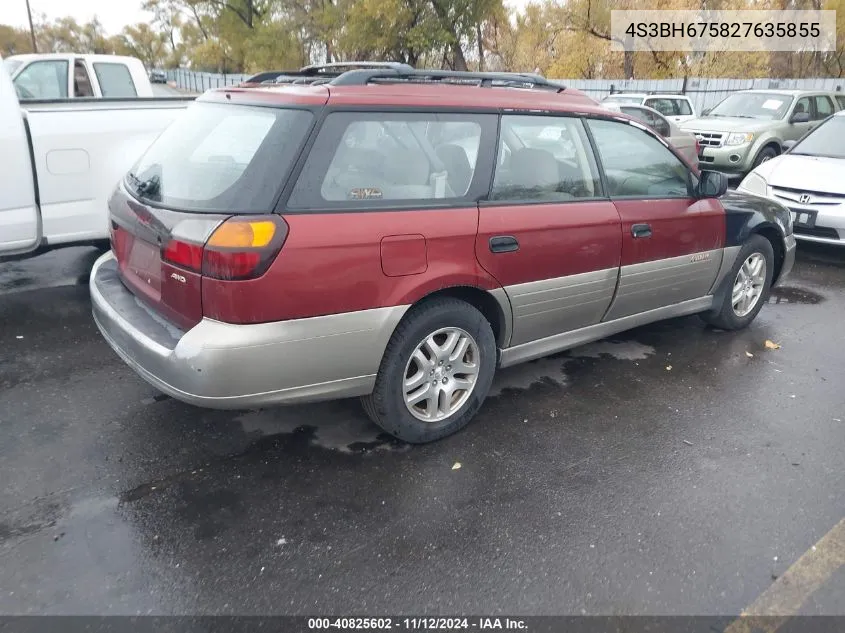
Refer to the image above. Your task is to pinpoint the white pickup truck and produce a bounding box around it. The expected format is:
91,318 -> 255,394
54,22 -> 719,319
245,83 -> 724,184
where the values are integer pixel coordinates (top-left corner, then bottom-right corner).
0,55 -> 192,260
4,53 -> 154,100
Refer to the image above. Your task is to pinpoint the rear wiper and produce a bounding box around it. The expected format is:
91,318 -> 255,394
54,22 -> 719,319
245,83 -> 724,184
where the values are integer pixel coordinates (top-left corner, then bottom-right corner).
128,172 -> 161,198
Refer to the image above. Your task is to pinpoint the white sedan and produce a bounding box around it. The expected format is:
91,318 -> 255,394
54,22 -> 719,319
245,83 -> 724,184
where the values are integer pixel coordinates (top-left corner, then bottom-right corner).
737,110 -> 845,246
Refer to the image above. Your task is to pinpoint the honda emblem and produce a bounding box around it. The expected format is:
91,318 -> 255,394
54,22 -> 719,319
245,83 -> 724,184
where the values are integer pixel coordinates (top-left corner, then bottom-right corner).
799,194 -> 811,204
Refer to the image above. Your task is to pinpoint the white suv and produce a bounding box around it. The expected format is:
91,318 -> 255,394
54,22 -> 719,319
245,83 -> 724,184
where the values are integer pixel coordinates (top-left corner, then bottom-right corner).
601,93 -> 697,124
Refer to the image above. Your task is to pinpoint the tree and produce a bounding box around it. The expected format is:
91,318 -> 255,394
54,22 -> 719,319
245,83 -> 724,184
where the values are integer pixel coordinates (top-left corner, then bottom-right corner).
0,24 -> 34,56
118,23 -> 169,68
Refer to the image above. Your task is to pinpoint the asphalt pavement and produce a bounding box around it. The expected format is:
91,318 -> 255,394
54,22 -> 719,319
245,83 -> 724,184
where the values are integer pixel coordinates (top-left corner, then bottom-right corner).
1,243 -> 844,618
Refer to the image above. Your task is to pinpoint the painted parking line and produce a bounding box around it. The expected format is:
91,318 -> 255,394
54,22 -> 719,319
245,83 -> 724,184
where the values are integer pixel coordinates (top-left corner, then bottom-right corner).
724,518 -> 845,633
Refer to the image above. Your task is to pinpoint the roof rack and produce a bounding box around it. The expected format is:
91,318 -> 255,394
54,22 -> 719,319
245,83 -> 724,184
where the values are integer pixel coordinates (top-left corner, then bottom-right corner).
646,91 -> 686,96
300,61 -> 415,74
329,68 -> 565,92
241,62 -> 415,86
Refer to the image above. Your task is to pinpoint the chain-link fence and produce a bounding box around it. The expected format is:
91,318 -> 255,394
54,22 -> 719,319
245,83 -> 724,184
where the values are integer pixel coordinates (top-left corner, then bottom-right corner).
167,68 -> 844,113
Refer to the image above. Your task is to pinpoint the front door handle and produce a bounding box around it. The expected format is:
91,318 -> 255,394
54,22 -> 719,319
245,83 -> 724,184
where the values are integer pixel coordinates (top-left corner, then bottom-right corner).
489,236 -> 519,253
631,224 -> 652,239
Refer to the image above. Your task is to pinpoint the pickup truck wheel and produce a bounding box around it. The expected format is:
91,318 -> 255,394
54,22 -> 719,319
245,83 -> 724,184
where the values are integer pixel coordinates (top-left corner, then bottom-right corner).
752,146 -> 778,169
703,235 -> 774,330
361,298 -> 496,444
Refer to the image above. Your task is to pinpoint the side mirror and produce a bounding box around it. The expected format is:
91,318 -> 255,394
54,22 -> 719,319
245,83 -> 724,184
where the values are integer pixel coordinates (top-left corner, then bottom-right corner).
782,139 -> 797,151
790,111 -> 811,124
696,170 -> 729,198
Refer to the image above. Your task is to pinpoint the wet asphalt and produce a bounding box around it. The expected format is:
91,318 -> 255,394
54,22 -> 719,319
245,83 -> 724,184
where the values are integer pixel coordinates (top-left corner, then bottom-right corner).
0,243 -> 844,617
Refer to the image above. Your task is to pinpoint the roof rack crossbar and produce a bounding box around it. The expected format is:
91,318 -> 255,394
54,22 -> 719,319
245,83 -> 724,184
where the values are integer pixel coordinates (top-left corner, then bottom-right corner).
300,61 -> 415,74
329,68 -> 565,92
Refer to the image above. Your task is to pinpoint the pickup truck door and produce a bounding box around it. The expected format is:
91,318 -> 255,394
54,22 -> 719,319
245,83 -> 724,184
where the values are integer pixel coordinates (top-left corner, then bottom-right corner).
0,57 -> 40,255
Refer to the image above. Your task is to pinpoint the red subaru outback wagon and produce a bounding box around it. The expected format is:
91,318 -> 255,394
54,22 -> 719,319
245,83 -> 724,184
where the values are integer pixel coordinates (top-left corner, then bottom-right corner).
91,67 -> 796,443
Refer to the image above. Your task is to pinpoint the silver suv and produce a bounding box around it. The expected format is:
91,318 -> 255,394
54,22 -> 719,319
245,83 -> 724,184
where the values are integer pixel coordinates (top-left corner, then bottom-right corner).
681,89 -> 844,178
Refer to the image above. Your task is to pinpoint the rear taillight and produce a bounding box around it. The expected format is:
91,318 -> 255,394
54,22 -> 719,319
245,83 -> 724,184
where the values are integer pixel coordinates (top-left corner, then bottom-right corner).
161,215 -> 288,281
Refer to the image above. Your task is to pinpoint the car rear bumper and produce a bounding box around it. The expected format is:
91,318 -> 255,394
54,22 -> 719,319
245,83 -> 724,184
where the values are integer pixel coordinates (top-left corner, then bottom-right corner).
90,252 -> 408,409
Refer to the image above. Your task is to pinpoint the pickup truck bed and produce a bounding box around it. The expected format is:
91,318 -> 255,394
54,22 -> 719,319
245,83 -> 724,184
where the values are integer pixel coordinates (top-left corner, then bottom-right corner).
24,98 -> 193,251
1,92 -> 193,259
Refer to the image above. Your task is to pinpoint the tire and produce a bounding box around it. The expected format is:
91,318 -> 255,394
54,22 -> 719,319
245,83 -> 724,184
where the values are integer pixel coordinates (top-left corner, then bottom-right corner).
751,146 -> 778,170
361,298 -> 497,444
702,234 -> 774,331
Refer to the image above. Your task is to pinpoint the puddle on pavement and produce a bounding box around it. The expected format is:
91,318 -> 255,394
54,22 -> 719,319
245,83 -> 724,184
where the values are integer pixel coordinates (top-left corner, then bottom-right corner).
768,286 -> 824,305
569,340 -> 655,361
236,408 -> 404,454
489,357 -> 568,396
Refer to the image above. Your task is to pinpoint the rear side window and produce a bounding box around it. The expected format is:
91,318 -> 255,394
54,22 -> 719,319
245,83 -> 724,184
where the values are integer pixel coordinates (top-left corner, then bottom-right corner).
491,115 -> 600,202
675,99 -> 693,115
288,112 -> 496,209
93,62 -> 137,97
645,97 -> 691,116
814,95 -> 834,119
837,96 -> 845,109
587,118 -> 690,198
127,102 -> 313,212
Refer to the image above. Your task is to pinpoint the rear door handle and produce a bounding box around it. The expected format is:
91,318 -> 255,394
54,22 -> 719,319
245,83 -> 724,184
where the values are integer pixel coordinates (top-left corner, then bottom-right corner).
631,224 -> 652,238
489,236 -> 519,253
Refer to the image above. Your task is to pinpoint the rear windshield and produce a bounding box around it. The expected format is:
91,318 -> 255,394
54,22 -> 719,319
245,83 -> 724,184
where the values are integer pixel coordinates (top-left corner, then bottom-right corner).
126,102 -> 313,212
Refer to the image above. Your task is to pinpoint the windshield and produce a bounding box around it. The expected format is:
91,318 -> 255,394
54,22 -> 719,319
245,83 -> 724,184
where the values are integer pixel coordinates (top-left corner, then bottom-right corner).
3,59 -> 23,76
127,102 -> 313,212
708,93 -> 793,120
790,116 -> 845,159
603,95 -> 643,105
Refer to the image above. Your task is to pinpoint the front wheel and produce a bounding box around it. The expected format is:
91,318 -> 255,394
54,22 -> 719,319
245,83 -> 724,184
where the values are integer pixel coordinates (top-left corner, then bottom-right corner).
702,234 -> 774,330
751,146 -> 778,170
361,298 -> 497,444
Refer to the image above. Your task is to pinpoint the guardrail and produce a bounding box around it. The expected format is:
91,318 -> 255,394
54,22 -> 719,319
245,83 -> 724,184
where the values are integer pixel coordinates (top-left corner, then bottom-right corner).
167,68 -> 844,112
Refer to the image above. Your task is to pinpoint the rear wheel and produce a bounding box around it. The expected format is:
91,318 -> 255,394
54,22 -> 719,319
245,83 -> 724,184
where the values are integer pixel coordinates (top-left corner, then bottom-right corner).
361,298 -> 496,444
702,234 -> 774,330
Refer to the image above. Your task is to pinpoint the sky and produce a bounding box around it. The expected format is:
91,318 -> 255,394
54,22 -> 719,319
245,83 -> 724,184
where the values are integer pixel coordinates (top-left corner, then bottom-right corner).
2,0 -> 155,34
0,0 -> 531,36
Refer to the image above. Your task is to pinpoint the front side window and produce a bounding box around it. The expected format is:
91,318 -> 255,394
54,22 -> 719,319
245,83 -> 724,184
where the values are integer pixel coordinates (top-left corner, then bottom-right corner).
622,107 -> 670,137
13,60 -> 68,99
93,62 -> 137,97
127,102 -> 313,212
708,92 -> 792,120
814,96 -> 834,119
587,118 -> 690,198
288,112 -> 493,208
794,97 -> 811,118
490,115 -> 600,202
